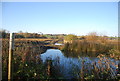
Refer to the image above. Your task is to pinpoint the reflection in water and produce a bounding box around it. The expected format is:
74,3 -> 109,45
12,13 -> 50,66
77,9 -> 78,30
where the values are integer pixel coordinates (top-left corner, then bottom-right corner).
40,49 -> 119,79
63,51 -> 98,58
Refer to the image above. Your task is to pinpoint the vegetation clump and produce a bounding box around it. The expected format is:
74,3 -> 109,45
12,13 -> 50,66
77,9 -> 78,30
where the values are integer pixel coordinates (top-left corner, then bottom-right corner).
62,32 -> 120,58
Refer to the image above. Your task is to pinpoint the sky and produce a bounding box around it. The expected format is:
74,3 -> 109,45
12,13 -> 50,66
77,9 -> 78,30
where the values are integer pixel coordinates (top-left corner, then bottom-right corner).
2,2 -> 118,36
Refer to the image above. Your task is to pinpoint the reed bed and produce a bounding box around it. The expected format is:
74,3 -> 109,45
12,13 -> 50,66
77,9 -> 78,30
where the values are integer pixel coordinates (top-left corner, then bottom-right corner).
62,39 -> 120,59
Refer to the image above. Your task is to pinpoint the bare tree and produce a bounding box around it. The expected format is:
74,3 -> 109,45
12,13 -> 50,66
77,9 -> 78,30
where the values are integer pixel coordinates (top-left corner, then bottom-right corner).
86,32 -> 98,42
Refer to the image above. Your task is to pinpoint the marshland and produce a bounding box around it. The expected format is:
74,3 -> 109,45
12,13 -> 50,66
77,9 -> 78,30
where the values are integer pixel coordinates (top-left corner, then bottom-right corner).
1,30 -> 120,80
2,2 -> 119,81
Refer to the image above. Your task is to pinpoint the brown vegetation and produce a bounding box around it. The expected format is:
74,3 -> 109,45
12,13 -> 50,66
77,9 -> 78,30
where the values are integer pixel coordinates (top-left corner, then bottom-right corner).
2,39 -> 59,80
62,32 -> 120,59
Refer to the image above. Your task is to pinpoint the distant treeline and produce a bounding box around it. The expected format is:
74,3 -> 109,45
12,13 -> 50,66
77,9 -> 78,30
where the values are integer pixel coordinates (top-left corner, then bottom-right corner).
0,29 -> 66,39
0,29 -> 118,40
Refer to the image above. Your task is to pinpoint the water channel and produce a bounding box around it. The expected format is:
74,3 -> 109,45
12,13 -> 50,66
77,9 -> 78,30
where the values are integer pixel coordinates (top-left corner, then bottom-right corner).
40,48 -> 119,79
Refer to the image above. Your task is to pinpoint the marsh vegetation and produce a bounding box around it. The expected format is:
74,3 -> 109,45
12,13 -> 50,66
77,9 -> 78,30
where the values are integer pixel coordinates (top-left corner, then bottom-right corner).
1,31 -> 120,80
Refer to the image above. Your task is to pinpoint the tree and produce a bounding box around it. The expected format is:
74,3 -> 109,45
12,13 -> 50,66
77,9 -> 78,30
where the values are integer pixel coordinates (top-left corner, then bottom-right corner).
64,34 -> 77,43
0,29 -> 9,38
18,31 -> 23,33
86,32 -> 98,42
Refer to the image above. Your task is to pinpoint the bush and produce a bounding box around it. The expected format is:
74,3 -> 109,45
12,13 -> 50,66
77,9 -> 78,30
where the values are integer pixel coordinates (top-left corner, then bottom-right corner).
64,34 -> 77,43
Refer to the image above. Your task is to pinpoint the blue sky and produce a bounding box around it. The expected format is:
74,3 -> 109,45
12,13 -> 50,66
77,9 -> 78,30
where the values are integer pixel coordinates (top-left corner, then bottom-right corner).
2,2 -> 118,36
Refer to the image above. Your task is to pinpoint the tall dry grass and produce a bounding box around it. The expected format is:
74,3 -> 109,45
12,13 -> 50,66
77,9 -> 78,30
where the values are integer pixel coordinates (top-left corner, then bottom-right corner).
62,32 -> 119,57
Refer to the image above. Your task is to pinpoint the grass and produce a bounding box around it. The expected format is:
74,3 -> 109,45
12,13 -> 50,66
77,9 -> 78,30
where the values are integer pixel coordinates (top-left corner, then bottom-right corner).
62,39 -> 119,58
2,39 -> 49,80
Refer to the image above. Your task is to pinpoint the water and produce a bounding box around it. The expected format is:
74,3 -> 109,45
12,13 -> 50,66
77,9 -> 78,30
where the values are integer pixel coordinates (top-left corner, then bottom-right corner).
40,49 -> 119,79
54,43 -> 63,45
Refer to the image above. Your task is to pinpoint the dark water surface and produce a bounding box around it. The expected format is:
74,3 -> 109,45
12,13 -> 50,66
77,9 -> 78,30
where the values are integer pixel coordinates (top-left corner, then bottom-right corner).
40,49 -> 119,79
